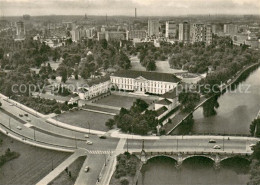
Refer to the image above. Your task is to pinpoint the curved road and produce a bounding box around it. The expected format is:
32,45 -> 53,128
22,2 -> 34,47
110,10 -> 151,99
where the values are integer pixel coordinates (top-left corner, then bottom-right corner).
0,97 -> 259,185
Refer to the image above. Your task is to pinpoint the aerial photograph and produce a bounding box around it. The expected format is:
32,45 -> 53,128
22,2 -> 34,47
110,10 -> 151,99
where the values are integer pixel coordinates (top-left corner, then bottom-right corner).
0,0 -> 260,184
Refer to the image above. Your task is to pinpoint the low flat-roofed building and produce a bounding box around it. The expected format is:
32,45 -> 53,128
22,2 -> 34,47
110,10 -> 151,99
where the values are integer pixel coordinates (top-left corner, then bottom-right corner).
128,30 -> 147,40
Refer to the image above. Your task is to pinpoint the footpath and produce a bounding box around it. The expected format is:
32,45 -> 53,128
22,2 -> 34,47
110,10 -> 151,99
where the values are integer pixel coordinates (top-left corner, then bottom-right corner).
36,149 -> 86,185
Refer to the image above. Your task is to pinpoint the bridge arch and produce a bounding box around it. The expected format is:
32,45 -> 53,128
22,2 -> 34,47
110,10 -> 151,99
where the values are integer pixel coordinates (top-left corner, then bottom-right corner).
220,156 -> 250,163
146,155 -> 178,162
182,155 -> 215,162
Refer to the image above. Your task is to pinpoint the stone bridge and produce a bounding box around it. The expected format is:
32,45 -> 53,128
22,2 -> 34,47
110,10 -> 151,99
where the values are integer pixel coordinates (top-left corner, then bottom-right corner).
132,150 -> 251,169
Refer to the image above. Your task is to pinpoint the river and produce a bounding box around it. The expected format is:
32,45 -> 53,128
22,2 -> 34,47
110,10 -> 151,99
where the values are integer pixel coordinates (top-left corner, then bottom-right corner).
138,66 -> 260,185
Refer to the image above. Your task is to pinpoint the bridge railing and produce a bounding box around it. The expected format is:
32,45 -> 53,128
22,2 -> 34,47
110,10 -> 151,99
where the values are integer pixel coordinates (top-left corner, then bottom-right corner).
170,133 -> 253,137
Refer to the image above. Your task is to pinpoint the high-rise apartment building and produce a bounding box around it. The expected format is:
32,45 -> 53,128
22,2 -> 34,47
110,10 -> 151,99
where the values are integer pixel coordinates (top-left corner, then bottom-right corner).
224,23 -> 238,35
165,21 -> 177,39
205,25 -> 213,45
148,20 -> 160,37
191,23 -> 205,43
16,21 -> 25,40
70,29 -> 80,42
190,23 -> 212,45
178,22 -> 190,43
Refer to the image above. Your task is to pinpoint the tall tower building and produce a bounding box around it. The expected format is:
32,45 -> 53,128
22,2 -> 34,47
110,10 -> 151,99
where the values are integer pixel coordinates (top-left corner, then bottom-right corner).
190,23 -> 213,45
190,23 -> 205,43
148,20 -> 160,37
165,21 -> 177,39
205,24 -> 213,45
16,21 -> 25,40
135,8 -> 137,18
178,22 -> 190,43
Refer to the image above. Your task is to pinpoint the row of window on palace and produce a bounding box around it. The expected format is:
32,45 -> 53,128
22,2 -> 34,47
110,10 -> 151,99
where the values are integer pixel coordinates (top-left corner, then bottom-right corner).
111,78 -> 175,89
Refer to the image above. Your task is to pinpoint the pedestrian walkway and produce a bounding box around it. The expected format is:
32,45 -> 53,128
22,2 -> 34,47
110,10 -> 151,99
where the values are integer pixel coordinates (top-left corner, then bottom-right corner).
81,108 -> 116,116
98,138 -> 126,185
36,149 -> 86,185
87,102 -> 121,111
85,149 -> 113,155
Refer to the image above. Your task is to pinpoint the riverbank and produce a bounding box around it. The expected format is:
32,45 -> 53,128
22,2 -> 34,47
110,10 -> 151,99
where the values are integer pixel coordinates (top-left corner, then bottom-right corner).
109,152 -> 140,185
163,62 -> 260,135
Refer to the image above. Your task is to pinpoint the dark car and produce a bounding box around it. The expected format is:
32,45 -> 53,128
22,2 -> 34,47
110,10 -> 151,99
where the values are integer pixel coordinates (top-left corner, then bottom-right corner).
99,135 -> 107,139
24,114 -> 28,117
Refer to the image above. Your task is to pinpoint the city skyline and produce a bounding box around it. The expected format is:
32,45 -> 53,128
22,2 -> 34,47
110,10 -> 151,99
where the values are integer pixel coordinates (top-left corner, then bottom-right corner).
0,0 -> 260,16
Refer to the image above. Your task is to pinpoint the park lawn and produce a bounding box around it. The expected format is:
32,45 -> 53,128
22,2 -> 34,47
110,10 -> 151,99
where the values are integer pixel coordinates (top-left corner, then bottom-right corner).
0,133 -> 69,185
95,94 -> 153,109
130,56 -> 185,74
55,110 -> 113,131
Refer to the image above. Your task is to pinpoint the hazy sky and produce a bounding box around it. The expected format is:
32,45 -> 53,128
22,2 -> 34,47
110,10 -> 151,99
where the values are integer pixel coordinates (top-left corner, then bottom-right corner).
0,0 -> 259,16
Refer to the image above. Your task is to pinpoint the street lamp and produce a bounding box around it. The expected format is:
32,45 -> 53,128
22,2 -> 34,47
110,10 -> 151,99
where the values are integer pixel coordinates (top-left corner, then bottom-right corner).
74,132 -> 77,149
88,122 -> 90,134
9,117 -> 11,129
177,139 -> 178,151
33,128 -> 36,141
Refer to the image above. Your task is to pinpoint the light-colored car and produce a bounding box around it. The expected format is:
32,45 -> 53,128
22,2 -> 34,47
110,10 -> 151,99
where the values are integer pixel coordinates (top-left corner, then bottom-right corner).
86,141 -> 93,145
84,134 -> 89,138
16,126 -> 22,130
209,139 -> 216,143
26,118 -> 31,122
84,166 -> 90,172
213,145 -> 221,149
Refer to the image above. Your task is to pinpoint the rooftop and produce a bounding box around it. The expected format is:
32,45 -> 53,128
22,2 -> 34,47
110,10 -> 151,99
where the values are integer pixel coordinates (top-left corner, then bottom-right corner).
86,76 -> 110,87
156,106 -> 168,116
112,70 -> 181,83
156,98 -> 172,105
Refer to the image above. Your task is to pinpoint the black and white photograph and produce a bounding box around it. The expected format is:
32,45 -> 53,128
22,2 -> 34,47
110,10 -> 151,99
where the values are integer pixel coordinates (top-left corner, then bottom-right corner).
0,0 -> 260,184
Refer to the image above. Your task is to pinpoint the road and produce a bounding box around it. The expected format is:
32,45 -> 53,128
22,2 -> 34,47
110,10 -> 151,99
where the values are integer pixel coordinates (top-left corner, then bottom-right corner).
0,96 -> 259,185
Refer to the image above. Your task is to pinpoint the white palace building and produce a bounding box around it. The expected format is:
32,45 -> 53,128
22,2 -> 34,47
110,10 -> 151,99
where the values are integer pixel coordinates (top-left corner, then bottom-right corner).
110,70 -> 181,95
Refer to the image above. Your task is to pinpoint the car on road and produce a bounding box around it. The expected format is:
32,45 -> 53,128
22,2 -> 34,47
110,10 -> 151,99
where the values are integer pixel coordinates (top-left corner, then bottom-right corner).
213,145 -> 221,149
99,135 -> 107,139
209,139 -> 216,143
84,166 -> 90,172
86,141 -> 93,145
16,126 -> 22,130
24,114 -> 28,117
9,103 -> 14,106
84,134 -> 89,138
26,118 -> 31,122
19,114 -> 23,117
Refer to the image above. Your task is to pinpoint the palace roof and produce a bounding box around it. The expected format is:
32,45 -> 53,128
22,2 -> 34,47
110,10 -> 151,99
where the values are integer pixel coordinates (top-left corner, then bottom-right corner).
112,70 -> 181,83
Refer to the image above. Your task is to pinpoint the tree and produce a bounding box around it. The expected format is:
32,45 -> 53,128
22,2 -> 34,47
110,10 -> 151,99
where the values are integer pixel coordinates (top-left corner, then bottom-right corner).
100,39 -> 108,49
130,99 -> 148,113
105,119 -> 115,129
120,178 -> 129,185
250,118 -> 260,137
146,60 -> 156,71
57,66 -> 68,83
248,159 -> 260,185
179,91 -> 200,112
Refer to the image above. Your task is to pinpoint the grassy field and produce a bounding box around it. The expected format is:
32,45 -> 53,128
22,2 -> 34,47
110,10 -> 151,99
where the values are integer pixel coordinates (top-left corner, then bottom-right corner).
55,110 -> 113,131
49,156 -> 86,185
0,133 -> 69,185
130,56 -> 185,74
95,94 -> 153,109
